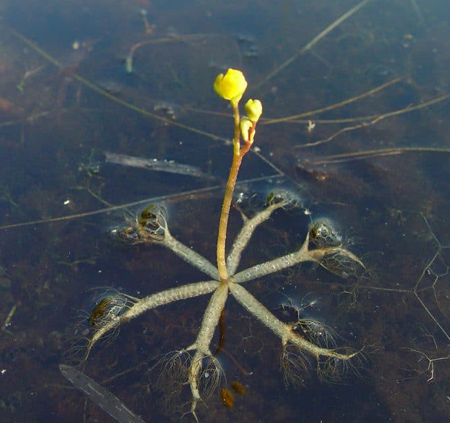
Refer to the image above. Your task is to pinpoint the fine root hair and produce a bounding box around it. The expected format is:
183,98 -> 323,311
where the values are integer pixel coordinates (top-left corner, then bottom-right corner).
280,343 -> 312,388
319,250 -> 365,279
151,350 -> 192,414
198,356 -> 227,399
293,318 -> 339,349
317,347 -> 365,384
150,350 -> 226,416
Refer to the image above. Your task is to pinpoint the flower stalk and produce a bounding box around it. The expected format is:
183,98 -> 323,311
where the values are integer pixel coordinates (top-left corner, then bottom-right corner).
214,69 -> 262,282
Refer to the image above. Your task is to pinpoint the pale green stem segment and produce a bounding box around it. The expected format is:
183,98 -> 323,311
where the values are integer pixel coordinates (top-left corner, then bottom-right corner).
227,200 -> 287,275
86,281 -> 219,357
229,282 -> 355,360
186,283 -> 229,417
233,232 -> 364,284
165,233 -> 219,280
233,233 -> 311,283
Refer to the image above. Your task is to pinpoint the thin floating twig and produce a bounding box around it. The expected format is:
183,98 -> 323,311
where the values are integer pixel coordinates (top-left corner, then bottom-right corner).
0,174 -> 284,232
256,0 -> 373,88
307,147 -> 450,166
7,27 -> 228,144
298,113 -> 391,149
262,78 -> 401,125
296,93 -> 450,149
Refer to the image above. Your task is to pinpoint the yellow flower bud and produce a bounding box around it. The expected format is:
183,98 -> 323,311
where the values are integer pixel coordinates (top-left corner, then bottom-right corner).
240,116 -> 255,143
214,69 -> 248,102
245,99 -> 263,123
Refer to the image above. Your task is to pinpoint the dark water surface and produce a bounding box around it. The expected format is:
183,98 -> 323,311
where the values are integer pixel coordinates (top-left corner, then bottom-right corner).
0,1 -> 449,422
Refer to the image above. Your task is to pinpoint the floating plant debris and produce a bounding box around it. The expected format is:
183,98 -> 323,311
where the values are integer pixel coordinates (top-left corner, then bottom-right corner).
104,152 -> 215,179
59,364 -> 146,423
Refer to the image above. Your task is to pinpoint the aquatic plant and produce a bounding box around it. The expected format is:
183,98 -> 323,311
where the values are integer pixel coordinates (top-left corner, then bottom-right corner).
81,69 -> 364,421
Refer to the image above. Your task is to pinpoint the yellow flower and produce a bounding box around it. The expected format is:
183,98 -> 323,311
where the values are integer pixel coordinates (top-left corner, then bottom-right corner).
245,99 -> 263,123
214,69 -> 248,102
